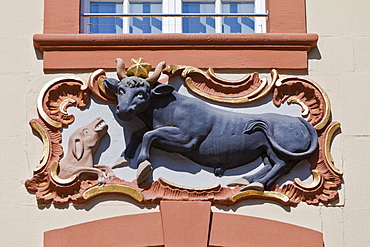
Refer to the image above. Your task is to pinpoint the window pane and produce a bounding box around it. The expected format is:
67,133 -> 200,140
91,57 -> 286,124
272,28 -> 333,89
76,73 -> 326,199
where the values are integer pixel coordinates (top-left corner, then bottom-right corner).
130,2 -> 162,33
222,2 -> 254,33
182,2 -> 215,33
90,2 -> 123,34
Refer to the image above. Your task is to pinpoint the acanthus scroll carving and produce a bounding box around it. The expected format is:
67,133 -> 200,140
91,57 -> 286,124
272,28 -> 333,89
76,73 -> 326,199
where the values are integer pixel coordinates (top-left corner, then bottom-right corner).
26,59 -> 342,207
165,65 -> 276,104
273,77 -> 330,130
38,77 -> 90,129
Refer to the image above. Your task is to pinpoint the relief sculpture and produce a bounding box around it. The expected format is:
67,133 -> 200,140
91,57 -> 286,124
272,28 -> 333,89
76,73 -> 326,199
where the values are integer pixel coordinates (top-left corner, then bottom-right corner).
25,58 -> 342,206
56,117 -> 114,185
104,61 -> 318,191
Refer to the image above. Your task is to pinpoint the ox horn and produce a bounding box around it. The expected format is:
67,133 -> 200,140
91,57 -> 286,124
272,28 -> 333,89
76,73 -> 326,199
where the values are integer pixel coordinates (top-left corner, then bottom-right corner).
116,58 -> 127,80
146,61 -> 166,85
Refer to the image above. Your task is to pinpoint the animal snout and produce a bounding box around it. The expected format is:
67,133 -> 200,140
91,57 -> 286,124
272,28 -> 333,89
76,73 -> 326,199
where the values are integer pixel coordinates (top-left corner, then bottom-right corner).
123,107 -> 135,114
116,105 -> 134,114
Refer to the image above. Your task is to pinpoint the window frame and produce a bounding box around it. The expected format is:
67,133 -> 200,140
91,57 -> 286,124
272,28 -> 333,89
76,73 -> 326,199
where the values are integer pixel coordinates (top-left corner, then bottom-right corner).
36,0 -> 317,71
81,0 -> 266,34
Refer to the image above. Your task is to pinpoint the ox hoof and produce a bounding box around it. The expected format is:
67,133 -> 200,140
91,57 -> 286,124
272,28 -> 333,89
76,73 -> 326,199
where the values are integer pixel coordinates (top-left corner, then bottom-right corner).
97,176 -> 107,185
112,157 -> 131,169
240,182 -> 264,191
136,161 -> 153,184
227,178 -> 251,187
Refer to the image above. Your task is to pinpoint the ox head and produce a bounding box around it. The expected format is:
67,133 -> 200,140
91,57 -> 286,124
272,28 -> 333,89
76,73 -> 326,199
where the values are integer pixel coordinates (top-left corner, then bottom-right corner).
104,59 -> 174,121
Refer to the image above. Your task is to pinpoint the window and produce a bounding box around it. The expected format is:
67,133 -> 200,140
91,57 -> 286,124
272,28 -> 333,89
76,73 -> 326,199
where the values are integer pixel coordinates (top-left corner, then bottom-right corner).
89,2 -> 124,33
80,0 -> 266,34
36,0 -> 316,71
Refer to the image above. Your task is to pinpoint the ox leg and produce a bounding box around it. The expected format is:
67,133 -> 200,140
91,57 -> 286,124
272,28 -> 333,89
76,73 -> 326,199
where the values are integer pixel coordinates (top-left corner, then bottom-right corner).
229,155 -> 274,188
124,127 -> 149,159
262,161 -> 295,189
253,154 -> 294,190
137,126 -> 197,164
136,126 -> 197,183
243,154 -> 273,182
113,127 -> 149,169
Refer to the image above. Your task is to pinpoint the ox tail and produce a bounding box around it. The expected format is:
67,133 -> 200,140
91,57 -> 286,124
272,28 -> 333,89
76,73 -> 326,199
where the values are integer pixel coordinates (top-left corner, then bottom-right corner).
243,118 -> 318,160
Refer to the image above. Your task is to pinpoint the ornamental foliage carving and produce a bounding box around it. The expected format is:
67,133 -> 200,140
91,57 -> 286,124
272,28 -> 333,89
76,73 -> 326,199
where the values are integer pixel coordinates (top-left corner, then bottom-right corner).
26,58 -> 342,206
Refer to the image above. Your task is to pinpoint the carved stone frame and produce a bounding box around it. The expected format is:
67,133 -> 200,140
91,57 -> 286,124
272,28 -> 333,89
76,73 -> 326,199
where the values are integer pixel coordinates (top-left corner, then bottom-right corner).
25,63 -> 342,206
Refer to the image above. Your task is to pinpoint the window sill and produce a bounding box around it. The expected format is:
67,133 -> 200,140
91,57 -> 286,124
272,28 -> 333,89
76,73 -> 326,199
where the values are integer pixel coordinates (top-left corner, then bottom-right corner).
34,33 -> 318,71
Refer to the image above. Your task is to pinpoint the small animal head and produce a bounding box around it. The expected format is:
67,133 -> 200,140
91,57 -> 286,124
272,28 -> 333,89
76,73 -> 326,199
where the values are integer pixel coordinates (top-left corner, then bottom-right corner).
104,59 -> 174,121
68,117 -> 108,160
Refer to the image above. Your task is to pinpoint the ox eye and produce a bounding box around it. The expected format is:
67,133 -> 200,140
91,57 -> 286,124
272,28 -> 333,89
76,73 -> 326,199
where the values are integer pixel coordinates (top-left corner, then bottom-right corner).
136,93 -> 144,99
83,130 -> 89,135
118,89 -> 125,95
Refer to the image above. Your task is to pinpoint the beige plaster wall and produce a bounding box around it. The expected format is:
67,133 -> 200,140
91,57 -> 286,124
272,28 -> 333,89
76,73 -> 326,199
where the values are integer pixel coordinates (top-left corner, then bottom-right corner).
0,0 -> 369,246
306,0 -> 370,246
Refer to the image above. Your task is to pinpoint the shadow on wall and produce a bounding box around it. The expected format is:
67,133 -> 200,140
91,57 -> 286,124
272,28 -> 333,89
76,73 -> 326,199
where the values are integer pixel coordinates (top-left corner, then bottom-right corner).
34,47 -> 43,60
308,46 -> 322,60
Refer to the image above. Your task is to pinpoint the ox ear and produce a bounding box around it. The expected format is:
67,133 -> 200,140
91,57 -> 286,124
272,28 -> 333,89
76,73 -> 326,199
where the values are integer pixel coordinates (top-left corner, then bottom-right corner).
104,78 -> 120,93
72,138 -> 84,161
151,84 -> 174,97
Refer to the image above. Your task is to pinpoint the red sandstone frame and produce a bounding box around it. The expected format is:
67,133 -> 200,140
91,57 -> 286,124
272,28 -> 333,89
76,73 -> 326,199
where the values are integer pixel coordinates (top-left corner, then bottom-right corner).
34,0 -> 318,71
25,62 -> 342,206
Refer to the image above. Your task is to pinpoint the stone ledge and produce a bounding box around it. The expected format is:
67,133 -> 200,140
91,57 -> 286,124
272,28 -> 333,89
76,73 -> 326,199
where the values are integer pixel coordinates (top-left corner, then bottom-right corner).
33,33 -> 318,71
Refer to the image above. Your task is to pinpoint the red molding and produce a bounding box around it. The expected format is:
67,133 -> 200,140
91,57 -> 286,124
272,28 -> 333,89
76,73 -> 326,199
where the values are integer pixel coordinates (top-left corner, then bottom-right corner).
34,33 -> 318,71
34,33 -> 318,50
38,0 -> 315,71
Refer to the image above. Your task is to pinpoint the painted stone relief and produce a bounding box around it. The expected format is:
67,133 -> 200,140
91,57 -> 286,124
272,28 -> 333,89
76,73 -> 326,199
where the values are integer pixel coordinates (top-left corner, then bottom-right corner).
56,117 -> 114,185
25,58 -> 342,206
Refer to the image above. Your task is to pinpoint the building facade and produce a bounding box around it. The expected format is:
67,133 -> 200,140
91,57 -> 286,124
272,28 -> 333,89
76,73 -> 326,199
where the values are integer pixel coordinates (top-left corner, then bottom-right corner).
1,0 -> 369,246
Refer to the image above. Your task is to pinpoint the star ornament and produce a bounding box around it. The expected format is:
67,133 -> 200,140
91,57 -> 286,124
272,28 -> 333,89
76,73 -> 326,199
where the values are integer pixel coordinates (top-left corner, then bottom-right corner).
126,58 -> 153,78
